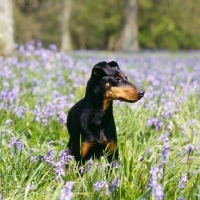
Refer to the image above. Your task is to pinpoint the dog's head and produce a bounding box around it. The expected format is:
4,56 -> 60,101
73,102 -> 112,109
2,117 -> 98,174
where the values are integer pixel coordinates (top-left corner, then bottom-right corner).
90,61 -> 144,109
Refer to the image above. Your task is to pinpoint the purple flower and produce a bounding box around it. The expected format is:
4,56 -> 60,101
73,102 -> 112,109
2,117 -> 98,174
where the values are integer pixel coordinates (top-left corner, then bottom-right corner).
5,119 -> 12,126
180,125 -> 186,136
146,148 -> 152,157
113,161 -> 119,169
86,158 -> 98,172
30,148 -> 37,162
93,181 -> 102,191
58,148 -> 74,165
152,184 -> 165,200
189,119 -> 198,126
27,183 -> 35,190
146,118 -> 163,131
184,145 -> 195,153
8,137 -> 24,151
58,111 -> 67,125
44,148 -> 74,180
54,165 -> 65,180
93,181 -> 110,195
148,167 -> 159,188
179,174 -> 187,188
44,150 -> 55,164
47,140 -> 54,148
79,166 -> 84,175
49,44 -> 57,51
161,109 -> 173,119
158,132 -> 169,142
112,177 -> 120,190
60,181 -> 74,200
161,142 -> 170,164
193,130 -> 198,136
166,122 -> 174,131
13,106 -> 27,118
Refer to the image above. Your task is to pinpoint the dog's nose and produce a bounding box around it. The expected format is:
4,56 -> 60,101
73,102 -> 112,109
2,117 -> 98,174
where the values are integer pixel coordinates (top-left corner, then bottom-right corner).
138,91 -> 145,100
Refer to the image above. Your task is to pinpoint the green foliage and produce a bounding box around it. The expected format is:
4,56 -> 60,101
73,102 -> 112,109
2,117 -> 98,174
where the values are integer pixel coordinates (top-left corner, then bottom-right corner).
13,0 -> 200,50
139,0 -> 200,50
70,0 -> 124,50
14,0 -> 60,47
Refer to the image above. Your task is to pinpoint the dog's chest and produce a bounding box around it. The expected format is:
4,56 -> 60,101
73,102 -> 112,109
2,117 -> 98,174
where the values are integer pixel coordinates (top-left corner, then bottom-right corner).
99,129 -> 108,142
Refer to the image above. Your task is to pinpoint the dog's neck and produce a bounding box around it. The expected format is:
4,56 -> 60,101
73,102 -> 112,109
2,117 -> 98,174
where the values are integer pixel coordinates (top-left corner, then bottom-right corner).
85,78 -> 113,111
84,80 -> 113,126
90,101 -> 113,126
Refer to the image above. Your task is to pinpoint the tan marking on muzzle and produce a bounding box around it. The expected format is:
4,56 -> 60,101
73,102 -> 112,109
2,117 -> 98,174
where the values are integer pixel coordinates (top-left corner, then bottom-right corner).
104,86 -> 138,101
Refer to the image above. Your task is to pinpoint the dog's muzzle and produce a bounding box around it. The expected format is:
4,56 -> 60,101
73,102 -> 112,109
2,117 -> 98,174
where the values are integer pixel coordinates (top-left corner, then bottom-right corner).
138,90 -> 145,100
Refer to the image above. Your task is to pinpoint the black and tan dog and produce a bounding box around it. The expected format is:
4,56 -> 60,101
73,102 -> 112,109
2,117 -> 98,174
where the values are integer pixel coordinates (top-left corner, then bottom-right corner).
67,61 -> 144,164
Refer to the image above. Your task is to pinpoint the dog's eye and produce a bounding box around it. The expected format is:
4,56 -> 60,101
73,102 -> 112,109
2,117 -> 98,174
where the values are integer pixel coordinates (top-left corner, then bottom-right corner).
115,77 -> 121,82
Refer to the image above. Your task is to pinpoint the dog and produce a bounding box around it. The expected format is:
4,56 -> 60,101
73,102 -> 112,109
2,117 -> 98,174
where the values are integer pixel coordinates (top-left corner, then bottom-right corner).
67,61 -> 144,164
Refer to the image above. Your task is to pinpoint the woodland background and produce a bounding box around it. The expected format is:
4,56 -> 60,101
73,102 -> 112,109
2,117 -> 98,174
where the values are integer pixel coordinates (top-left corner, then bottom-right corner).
1,0 -> 200,52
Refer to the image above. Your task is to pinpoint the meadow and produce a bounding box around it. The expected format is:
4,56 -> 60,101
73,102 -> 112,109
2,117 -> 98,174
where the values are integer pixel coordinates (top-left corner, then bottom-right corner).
0,42 -> 200,199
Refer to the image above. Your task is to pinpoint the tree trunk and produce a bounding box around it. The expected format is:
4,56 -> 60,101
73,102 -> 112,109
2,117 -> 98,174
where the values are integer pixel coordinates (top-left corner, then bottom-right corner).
0,0 -> 14,53
116,0 -> 139,51
61,0 -> 73,51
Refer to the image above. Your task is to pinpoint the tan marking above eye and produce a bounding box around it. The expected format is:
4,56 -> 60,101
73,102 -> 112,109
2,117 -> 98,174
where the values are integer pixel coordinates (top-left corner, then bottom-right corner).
105,83 -> 110,88
118,73 -> 123,77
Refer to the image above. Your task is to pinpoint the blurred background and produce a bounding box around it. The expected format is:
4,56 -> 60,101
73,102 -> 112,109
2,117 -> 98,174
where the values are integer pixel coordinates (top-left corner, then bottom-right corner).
1,0 -> 200,53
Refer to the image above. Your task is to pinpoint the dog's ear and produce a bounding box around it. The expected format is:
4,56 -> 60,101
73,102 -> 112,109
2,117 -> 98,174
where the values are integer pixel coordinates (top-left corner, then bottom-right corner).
108,61 -> 120,69
92,61 -> 112,77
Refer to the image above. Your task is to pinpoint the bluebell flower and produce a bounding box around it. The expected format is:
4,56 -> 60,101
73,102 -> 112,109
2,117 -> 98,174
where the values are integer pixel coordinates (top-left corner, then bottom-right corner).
93,181 -> 102,191
93,181 -> 110,195
43,149 -> 55,166
30,148 -> 37,162
179,174 -> 187,188
58,148 -> 74,165
60,181 -> 74,200
166,121 -> 174,131
5,119 -> 12,126
158,132 -> 169,142
180,125 -> 186,136
86,158 -> 98,172
8,137 -> 24,151
49,44 -> 57,51
146,118 -> 163,131
113,161 -> 119,169
148,167 -> 159,188
112,177 -> 120,190
184,145 -> 195,154
27,183 -> 35,190
44,148 -> 74,180
189,119 -> 198,126
13,106 -> 27,118
161,142 -> 170,164
54,165 -> 65,180
152,184 -> 164,200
